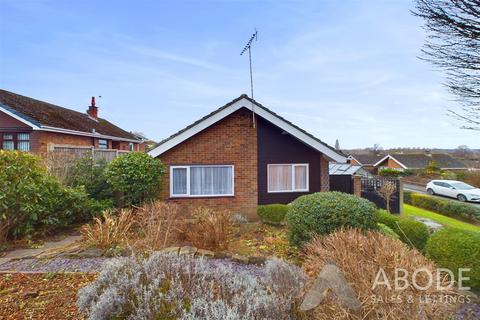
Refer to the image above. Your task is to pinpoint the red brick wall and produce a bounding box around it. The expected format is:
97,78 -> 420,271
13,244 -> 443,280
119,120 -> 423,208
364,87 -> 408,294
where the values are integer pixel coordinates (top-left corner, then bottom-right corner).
157,108 -> 258,220
320,156 -> 330,191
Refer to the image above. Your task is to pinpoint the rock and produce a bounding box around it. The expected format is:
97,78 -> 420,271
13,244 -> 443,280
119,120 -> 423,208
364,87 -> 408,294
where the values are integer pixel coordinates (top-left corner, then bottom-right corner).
196,249 -> 214,258
22,290 -> 39,298
248,255 -> 266,266
214,251 -> 232,259
179,246 -> 197,256
77,248 -> 104,258
160,247 -> 180,255
232,254 -> 249,264
413,217 -> 443,232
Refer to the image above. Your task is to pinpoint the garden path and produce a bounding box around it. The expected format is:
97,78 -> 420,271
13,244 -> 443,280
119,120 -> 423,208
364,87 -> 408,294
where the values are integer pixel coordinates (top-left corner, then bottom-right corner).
0,235 -> 82,267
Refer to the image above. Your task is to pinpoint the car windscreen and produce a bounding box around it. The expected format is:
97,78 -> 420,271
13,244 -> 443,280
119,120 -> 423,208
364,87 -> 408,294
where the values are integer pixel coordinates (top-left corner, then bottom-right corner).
451,182 -> 475,190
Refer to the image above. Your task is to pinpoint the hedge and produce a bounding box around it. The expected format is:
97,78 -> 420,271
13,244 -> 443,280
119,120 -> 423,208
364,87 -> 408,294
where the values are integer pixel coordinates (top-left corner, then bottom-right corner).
376,210 -> 430,251
286,192 -> 378,247
425,228 -> 480,289
257,204 -> 288,225
404,192 -> 480,223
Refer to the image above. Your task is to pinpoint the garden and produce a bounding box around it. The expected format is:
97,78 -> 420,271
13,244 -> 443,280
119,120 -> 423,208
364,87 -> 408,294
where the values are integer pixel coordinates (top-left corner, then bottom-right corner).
1,150 -> 480,319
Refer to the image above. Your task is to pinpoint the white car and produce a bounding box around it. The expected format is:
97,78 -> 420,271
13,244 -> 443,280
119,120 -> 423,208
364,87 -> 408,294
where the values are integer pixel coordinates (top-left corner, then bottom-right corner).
426,180 -> 480,202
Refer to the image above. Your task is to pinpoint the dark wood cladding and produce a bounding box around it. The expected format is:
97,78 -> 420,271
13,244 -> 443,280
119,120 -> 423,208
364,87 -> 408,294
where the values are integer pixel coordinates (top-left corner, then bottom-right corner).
257,116 -> 322,205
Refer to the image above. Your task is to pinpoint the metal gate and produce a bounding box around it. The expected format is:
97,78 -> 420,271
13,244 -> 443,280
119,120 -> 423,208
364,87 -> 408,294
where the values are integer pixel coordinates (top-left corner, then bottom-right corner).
361,177 -> 401,214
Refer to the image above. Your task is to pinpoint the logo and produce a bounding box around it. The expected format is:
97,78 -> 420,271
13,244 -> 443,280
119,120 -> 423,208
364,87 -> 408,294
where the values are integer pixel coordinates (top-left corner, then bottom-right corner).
300,263 -> 361,312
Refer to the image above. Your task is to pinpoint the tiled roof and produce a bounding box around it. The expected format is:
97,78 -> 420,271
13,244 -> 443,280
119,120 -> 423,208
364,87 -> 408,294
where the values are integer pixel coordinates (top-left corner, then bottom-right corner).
153,94 -> 345,159
0,89 -> 139,141
349,153 -> 384,165
389,154 -> 467,169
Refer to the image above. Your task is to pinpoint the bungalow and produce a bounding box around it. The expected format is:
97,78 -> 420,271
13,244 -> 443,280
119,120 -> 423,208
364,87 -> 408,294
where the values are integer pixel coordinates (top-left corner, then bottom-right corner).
0,89 -> 143,153
148,94 -> 346,219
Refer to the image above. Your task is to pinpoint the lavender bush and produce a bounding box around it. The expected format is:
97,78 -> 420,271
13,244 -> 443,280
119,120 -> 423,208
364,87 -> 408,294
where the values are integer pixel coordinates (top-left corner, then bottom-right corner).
77,253 -> 307,320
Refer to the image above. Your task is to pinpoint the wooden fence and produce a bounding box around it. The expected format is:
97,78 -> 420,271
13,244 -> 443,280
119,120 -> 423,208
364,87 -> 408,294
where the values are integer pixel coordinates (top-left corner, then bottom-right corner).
51,145 -> 130,163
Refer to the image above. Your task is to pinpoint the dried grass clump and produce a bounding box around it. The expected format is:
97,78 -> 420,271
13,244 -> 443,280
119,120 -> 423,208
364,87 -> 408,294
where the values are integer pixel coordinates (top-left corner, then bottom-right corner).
302,228 -> 458,320
132,201 -> 185,250
185,207 -> 232,250
81,209 -> 135,249
77,253 -> 307,320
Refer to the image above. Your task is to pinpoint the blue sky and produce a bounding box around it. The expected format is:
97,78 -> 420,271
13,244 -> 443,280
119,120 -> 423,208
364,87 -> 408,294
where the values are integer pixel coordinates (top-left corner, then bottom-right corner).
0,0 -> 476,149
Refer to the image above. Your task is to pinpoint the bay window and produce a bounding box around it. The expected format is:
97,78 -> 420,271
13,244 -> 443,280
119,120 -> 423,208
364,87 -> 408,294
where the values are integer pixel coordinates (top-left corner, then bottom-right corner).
170,165 -> 234,197
268,164 -> 309,192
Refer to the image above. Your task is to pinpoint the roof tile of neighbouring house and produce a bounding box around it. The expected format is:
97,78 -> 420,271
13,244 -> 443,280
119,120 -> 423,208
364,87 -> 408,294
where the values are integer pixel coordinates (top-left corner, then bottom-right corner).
390,153 -> 467,169
0,89 -> 139,141
154,94 -> 345,158
348,153 -> 384,165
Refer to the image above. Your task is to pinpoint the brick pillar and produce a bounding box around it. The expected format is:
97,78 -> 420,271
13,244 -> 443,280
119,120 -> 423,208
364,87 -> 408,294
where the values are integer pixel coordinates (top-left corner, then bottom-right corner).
353,175 -> 362,197
320,156 -> 330,191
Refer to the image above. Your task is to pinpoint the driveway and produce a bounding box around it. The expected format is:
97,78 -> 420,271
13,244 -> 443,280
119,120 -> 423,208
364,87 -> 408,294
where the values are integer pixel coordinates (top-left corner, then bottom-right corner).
404,183 -> 480,208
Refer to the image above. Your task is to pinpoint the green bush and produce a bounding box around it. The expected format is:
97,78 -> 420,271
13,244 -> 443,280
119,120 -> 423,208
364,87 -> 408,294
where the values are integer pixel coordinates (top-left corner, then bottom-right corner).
425,228 -> 480,289
376,210 -> 430,251
404,190 -> 413,203
286,192 -> 378,247
406,193 -> 480,223
104,152 -> 165,206
0,151 -> 106,241
257,204 -> 288,225
377,223 -> 400,240
65,157 -> 113,203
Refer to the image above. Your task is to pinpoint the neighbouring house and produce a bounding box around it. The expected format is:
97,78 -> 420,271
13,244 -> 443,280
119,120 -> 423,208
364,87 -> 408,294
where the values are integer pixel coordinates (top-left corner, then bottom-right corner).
348,152 -> 467,173
148,94 -> 346,219
374,153 -> 467,171
0,89 -> 142,153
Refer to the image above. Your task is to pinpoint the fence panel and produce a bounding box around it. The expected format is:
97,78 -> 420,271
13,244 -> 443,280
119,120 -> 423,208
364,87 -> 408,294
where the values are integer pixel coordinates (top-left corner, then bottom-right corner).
361,177 -> 401,213
330,175 -> 353,194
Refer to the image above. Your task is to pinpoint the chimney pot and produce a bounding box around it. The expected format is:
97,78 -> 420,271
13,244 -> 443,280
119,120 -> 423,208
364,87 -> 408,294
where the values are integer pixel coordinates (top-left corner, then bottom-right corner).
87,96 -> 98,120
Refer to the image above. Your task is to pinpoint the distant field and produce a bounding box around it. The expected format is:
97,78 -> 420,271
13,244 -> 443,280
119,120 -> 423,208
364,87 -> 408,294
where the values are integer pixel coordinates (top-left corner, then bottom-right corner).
403,204 -> 480,232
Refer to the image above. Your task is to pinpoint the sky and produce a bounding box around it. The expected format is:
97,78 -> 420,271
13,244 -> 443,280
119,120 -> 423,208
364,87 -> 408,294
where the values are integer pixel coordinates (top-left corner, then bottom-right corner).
0,0 -> 477,149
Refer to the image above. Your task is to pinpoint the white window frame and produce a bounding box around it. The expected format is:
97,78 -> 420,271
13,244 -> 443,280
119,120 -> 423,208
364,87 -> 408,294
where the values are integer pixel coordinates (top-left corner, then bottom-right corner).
170,165 -> 235,198
267,163 -> 309,193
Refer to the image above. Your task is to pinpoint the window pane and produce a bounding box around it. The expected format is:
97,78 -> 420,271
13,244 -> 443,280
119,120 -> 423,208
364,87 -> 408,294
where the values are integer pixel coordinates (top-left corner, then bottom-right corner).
294,165 -> 307,190
3,134 -> 13,140
98,139 -> 108,149
17,133 -> 30,141
190,166 -> 232,195
2,141 -> 14,151
172,168 -> 187,195
268,165 -> 292,191
17,141 -> 30,151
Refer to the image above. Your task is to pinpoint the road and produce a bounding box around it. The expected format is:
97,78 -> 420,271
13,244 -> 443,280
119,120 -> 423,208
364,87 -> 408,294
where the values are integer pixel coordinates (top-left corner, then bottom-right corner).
403,183 -> 480,208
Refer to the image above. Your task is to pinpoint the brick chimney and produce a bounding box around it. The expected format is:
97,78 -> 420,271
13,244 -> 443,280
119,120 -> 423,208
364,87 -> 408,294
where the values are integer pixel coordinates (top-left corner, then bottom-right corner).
87,96 -> 98,120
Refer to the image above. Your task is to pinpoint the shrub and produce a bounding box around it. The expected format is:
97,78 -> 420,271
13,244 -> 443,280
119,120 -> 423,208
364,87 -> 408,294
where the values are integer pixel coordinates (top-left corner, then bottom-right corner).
425,228 -> 480,289
133,201 -> 185,251
286,192 -> 378,247
378,168 -> 403,178
185,207 -> 232,250
104,152 -> 165,206
0,151 -> 105,241
77,253 -> 307,320
406,193 -> 480,223
81,209 -> 135,249
257,204 -> 288,225
376,210 -> 430,250
65,157 -> 113,202
302,229 -> 457,320
377,223 -> 400,239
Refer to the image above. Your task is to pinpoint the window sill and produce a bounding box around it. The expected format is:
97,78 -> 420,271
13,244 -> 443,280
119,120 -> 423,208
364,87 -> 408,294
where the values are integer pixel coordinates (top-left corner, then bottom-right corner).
267,190 -> 309,193
169,195 -> 235,199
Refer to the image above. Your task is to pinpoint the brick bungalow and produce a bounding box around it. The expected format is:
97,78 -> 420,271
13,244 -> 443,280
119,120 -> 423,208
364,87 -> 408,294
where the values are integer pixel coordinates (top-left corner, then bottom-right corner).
148,94 -> 346,219
0,89 -> 142,153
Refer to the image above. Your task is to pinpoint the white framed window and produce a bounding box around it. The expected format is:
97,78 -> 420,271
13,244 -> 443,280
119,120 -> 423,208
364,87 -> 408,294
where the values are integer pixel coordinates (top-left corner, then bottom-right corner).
17,133 -> 30,151
170,165 -> 234,197
98,139 -> 108,149
267,164 -> 309,193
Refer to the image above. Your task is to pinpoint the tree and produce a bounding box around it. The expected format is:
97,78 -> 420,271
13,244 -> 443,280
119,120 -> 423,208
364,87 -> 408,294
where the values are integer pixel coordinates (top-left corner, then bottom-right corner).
377,181 -> 397,213
413,0 -> 480,130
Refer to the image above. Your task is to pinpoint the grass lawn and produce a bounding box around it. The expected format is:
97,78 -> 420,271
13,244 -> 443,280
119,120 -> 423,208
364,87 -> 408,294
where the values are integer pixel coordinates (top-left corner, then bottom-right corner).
403,204 -> 480,232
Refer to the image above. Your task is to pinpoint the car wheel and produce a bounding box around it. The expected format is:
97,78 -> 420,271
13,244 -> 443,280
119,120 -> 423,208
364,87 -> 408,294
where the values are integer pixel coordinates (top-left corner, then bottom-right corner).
457,194 -> 467,202
427,188 -> 435,195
